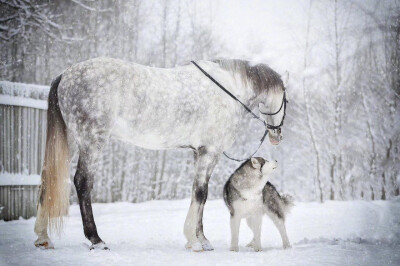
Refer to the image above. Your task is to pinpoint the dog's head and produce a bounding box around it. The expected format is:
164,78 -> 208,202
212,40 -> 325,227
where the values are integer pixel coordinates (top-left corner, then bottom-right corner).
232,157 -> 278,191
249,157 -> 278,178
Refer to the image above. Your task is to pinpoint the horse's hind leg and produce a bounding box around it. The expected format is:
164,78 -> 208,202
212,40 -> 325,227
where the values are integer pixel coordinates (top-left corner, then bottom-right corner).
34,204 -> 53,248
74,146 -> 107,250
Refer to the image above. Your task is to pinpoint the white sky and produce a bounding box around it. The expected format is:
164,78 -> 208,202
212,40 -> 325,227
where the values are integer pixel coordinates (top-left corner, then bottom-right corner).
211,0 -> 309,73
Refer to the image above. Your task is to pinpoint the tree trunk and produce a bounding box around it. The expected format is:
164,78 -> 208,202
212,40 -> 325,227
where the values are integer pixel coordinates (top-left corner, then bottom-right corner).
302,0 -> 323,202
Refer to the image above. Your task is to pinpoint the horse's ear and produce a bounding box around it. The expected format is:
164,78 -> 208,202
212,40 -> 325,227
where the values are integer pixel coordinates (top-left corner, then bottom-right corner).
250,157 -> 260,169
282,71 -> 289,87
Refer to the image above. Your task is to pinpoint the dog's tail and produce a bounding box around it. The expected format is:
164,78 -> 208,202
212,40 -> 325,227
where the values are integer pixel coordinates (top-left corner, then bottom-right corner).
280,194 -> 295,214
263,181 -> 295,220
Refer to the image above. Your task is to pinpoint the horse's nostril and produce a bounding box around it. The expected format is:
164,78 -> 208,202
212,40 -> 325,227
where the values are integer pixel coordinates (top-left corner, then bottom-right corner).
275,160 -> 277,163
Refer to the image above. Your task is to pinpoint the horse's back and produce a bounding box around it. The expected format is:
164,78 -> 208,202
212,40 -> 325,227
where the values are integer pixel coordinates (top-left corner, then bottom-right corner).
57,58 -> 135,146
57,57 -> 238,150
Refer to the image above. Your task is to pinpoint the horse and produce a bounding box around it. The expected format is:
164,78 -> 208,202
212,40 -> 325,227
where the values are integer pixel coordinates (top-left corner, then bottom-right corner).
34,57 -> 288,251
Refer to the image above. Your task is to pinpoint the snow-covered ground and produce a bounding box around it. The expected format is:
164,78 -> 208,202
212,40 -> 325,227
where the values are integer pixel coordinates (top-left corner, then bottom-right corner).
1,199 -> 399,266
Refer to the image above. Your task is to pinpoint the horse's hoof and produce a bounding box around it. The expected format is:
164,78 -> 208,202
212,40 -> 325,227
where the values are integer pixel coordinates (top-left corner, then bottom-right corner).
90,242 -> 109,250
202,241 -> 214,251
186,241 -> 203,252
34,238 -> 54,249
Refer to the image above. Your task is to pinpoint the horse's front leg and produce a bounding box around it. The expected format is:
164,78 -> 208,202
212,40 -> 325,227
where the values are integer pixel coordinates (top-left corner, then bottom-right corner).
184,146 -> 219,251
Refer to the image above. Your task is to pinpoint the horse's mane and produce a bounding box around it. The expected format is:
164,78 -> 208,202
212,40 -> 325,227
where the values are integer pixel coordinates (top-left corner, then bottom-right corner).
212,59 -> 284,95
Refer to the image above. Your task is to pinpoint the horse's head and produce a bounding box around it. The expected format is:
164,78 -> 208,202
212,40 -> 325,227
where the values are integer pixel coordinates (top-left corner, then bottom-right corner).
257,71 -> 288,146
212,59 -> 288,146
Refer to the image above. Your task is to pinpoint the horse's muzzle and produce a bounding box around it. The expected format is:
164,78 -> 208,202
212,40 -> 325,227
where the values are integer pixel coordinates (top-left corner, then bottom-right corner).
268,131 -> 282,145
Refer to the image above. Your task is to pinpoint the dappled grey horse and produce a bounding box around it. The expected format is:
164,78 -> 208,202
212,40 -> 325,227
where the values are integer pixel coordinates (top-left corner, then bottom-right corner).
34,58 -> 287,251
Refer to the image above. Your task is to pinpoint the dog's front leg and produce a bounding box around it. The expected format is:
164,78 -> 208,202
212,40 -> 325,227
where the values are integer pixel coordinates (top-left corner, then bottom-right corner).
246,214 -> 262,251
230,215 -> 241,251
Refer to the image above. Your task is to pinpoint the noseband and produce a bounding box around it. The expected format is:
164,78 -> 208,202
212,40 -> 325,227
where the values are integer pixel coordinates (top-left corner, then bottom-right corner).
191,61 -> 288,162
259,91 -> 287,131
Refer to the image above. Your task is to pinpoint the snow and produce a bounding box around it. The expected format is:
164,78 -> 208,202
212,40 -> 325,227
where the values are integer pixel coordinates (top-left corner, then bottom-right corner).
1,199 -> 399,265
0,173 -> 41,186
0,81 -> 49,100
0,95 -> 48,109
0,81 -> 49,109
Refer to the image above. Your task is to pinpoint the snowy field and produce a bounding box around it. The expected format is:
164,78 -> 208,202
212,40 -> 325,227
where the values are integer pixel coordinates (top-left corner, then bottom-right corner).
1,199 -> 399,266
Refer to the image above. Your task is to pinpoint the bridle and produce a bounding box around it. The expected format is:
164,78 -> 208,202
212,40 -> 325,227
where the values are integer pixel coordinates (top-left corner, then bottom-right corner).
191,61 -> 288,162
259,91 -> 287,131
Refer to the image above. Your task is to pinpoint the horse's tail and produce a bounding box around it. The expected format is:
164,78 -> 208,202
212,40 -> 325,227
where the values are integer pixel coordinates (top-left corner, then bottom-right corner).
38,74 -> 70,235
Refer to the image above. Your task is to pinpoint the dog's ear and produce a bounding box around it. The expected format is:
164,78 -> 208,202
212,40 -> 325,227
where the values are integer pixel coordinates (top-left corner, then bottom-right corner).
250,157 -> 260,169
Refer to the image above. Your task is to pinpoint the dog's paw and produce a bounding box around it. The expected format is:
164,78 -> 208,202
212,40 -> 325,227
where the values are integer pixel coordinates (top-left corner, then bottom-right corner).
230,246 -> 239,252
246,240 -> 254,248
283,243 -> 292,249
253,245 -> 262,252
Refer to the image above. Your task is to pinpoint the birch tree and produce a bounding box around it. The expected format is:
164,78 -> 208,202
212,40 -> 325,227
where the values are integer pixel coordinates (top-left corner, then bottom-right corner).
302,0 -> 323,202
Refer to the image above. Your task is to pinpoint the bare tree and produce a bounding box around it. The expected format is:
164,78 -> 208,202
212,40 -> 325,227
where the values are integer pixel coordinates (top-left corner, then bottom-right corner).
302,0 -> 323,202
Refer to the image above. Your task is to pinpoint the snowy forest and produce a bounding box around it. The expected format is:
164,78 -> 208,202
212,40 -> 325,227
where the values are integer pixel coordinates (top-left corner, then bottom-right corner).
1,0 -> 399,203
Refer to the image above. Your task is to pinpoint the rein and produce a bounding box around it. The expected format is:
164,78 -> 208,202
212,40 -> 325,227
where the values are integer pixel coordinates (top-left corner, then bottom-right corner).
191,61 -> 287,162
191,61 -> 266,126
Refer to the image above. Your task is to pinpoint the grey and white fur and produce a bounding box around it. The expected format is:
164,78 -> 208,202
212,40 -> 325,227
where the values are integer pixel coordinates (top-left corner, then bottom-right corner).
223,157 -> 294,251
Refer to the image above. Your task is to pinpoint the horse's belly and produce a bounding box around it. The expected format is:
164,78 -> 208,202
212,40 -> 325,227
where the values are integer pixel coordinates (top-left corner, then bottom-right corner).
110,117 -> 196,150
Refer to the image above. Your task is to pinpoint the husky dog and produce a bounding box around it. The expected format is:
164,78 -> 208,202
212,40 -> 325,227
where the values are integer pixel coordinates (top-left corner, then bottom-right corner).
223,157 -> 293,252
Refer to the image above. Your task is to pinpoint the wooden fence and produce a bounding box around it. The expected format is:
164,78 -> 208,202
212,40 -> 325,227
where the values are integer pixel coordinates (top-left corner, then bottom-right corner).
0,185 -> 39,220
0,105 -> 47,175
0,81 -> 48,220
